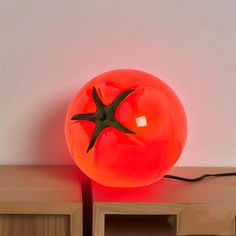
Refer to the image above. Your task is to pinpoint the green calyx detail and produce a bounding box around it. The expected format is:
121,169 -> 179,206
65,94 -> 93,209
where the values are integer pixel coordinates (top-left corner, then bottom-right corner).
71,86 -> 136,153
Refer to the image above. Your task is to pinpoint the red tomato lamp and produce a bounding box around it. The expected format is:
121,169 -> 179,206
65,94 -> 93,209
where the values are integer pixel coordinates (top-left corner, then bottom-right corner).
65,69 -> 187,187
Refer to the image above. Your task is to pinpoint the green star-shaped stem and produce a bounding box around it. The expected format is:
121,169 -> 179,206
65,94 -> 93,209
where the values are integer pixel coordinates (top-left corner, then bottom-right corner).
71,87 -> 136,153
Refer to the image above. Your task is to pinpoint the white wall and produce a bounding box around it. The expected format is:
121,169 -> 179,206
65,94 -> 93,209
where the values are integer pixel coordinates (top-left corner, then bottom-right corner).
0,0 -> 235,166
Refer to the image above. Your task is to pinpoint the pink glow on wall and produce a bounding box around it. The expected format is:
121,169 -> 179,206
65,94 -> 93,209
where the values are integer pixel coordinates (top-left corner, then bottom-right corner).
0,0 -> 235,166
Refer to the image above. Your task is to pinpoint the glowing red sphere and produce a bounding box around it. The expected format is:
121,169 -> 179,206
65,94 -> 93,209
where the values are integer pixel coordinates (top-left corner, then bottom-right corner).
65,69 -> 187,187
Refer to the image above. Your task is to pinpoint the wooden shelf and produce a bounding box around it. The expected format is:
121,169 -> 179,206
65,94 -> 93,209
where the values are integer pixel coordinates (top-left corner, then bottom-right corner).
0,166 -> 235,236
0,166 -> 82,236
92,167 -> 236,236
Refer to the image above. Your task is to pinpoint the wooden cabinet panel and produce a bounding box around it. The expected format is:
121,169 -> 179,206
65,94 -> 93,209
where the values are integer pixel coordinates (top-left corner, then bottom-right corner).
92,167 -> 236,236
0,214 -> 69,236
0,166 -> 235,236
93,203 -> 182,236
0,166 -> 83,236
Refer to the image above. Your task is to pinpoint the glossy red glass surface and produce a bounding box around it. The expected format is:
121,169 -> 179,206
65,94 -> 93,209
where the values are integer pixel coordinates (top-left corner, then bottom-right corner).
65,69 -> 187,187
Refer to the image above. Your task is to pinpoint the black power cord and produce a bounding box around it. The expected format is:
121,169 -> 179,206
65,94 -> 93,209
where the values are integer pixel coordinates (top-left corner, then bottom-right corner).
164,172 -> 236,182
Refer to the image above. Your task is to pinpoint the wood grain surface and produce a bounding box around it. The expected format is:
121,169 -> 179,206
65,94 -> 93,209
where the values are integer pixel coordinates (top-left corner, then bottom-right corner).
0,166 -> 83,236
0,214 -> 69,236
92,167 -> 236,203
0,166 -> 82,202
92,167 -> 236,236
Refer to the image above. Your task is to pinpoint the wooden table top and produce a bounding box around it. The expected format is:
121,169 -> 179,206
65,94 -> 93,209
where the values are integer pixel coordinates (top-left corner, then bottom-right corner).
0,166 -> 235,204
0,166 -> 82,202
92,167 -> 236,203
